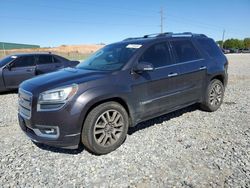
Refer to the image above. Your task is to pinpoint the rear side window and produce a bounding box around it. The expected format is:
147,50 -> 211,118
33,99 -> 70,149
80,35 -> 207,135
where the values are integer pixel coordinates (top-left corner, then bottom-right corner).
197,38 -> 223,58
53,55 -> 68,62
38,55 -> 53,64
170,40 -> 200,63
52,56 -> 60,63
139,42 -> 171,68
12,56 -> 35,67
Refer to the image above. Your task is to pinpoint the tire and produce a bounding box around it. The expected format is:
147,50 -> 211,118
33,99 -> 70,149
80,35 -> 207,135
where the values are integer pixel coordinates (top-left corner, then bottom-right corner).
81,102 -> 129,155
201,79 -> 225,112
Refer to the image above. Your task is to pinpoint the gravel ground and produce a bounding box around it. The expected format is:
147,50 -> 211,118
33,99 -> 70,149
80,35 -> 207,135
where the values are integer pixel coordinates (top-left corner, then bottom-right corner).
0,54 -> 249,187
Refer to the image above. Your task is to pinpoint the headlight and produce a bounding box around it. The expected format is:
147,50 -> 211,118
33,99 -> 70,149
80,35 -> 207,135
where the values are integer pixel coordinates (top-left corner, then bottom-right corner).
38,84 -> 78,104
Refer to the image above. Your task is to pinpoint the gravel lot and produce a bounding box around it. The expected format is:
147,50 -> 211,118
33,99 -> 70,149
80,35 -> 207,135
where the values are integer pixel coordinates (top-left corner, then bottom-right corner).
0,54 -> 249,187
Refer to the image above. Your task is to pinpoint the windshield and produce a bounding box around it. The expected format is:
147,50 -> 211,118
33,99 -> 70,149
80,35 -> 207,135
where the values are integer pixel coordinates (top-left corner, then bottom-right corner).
0,56 -> 17,67
77,43 -> 142,71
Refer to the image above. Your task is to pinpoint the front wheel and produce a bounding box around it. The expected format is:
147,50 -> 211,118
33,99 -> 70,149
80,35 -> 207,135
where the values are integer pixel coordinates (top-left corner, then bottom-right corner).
81,102 -> 129,155
201,79 -> 225,112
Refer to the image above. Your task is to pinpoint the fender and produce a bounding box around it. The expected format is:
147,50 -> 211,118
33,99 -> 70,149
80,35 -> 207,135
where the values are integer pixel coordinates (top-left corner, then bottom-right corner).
206,54 -> 228,86
207,72 -> 226,83
76,85 -> 137,128
0,67 -> 6,92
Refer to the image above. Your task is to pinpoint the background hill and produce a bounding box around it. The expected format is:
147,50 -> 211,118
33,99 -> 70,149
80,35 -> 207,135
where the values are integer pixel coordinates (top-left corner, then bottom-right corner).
0,44 -> 104,60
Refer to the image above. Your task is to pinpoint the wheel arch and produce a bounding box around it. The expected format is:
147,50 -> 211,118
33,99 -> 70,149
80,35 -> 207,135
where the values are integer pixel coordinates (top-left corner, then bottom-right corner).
210,74 -> 225,85
86,97 -> 131,120
79,96 -> 134,134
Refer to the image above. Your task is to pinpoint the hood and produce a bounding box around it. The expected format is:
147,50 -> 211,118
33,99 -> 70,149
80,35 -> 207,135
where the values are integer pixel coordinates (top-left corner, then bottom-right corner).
21,67 -> 109,92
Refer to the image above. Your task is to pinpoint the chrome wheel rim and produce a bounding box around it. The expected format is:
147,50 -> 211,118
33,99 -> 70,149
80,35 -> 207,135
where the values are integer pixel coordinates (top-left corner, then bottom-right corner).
209,83 -> 223,107
94,110 -> 124,147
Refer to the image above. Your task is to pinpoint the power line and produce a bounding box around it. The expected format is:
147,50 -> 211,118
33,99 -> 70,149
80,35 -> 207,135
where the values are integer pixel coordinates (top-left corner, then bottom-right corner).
3,0 -> 246,35
1,16 -> 157,28
5,0 -> 159,20
53,0 -> 160,14
4,0 -> 229,31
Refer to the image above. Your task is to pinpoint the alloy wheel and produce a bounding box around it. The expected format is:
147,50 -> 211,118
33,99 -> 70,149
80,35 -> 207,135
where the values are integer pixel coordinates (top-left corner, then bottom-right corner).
209,83 -> 223,107
93,110 -> 124,147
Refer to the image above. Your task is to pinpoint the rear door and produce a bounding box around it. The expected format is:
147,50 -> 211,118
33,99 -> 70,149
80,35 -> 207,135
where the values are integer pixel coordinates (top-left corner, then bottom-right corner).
36,54 -> 62,74
3,55 -> 36,88
52,55 -> 65,69
169,38 -> 207,104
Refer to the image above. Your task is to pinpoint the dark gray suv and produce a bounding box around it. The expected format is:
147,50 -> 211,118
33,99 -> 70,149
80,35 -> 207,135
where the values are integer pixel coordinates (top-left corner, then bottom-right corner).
0,53 -> 79,92
18,33 -> 228,154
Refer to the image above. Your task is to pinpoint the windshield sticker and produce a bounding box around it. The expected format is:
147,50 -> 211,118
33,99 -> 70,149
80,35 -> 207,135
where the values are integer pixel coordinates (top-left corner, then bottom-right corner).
11,56 -> 17,59
126,44 -> 142,49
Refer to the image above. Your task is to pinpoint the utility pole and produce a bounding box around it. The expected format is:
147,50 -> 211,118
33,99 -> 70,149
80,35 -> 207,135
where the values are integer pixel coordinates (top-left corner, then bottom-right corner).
160,7 -> 164,33
221,29 -> 225,49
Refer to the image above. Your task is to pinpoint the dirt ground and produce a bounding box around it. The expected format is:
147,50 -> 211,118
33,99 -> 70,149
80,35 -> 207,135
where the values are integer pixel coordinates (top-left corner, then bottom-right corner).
0,54 -> 249,187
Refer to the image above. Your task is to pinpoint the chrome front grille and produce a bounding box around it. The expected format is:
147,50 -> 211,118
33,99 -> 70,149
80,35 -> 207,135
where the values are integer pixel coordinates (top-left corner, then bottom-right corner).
18,89 -> 32,119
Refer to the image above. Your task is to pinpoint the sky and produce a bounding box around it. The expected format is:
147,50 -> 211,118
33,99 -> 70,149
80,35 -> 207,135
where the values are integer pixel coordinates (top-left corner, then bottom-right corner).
1,0 -> 250,47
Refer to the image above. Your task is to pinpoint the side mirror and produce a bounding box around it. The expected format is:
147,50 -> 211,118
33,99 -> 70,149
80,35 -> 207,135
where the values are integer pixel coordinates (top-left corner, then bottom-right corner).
134,62 -> 154,73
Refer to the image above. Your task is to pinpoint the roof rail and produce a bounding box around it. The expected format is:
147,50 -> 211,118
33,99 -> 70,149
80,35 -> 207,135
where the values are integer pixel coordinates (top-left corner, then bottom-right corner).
123,37 -> 142,41
123,33 -> 164,41
143,33 -> 162,38
156,32 -> 173,37
157,32 -> 207,38
123,32 -> 207,41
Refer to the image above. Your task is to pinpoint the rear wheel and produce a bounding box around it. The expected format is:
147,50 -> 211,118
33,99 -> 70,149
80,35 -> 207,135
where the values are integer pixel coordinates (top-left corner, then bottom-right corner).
201,79 -> 225,112
81,102 -> 129,155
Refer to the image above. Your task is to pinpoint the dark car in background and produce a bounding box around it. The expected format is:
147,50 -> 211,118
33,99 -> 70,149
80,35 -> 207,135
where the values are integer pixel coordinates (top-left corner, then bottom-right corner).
228,48 -> 239,53
18,33 -> 228,154
0,53 -> 79,92
241,48 -> 250,53
221,48 -> 230,54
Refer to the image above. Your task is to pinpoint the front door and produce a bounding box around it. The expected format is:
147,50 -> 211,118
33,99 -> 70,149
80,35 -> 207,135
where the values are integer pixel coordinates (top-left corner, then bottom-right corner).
131,42 -> 181,120
3,55 -> 36,88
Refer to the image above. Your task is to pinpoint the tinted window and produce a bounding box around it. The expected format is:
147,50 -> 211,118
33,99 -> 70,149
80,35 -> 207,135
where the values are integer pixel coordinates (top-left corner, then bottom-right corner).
12,56 -> 35,67
52,56 -> 61,63
139,43 -> 171,67
38,55 -> 53,64
54,55 -> 68,62
0,56 -> 17,67
197,38 -> 223,58
171,40 -> 200,63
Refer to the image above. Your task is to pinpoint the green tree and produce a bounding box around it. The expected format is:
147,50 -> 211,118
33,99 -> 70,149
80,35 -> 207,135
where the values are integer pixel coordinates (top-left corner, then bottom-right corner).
238,40 -> 245,48
224,39 -> 244,49
244,38 -> 250,48
216,40 -> 223,47
223,39 -> 234,49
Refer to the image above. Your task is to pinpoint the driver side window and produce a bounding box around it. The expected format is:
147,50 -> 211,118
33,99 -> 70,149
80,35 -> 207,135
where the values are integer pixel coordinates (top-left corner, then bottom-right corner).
139,42 -> 171,68
12,56 -> 36,68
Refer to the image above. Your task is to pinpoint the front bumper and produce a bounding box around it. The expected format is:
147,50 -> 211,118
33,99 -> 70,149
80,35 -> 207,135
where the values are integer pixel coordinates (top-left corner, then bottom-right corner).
18,109 -> 82,149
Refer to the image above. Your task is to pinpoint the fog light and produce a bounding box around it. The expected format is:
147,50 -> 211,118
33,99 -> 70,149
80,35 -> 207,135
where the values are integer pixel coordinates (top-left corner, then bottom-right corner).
40,128 -> 57,135
33,125 -> 59,139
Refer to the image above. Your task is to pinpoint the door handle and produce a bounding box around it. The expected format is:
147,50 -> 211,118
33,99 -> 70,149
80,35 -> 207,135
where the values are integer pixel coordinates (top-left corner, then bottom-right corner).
26,69 -> 34,72
168,73 -> 178,77
199,66 -> 207,70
